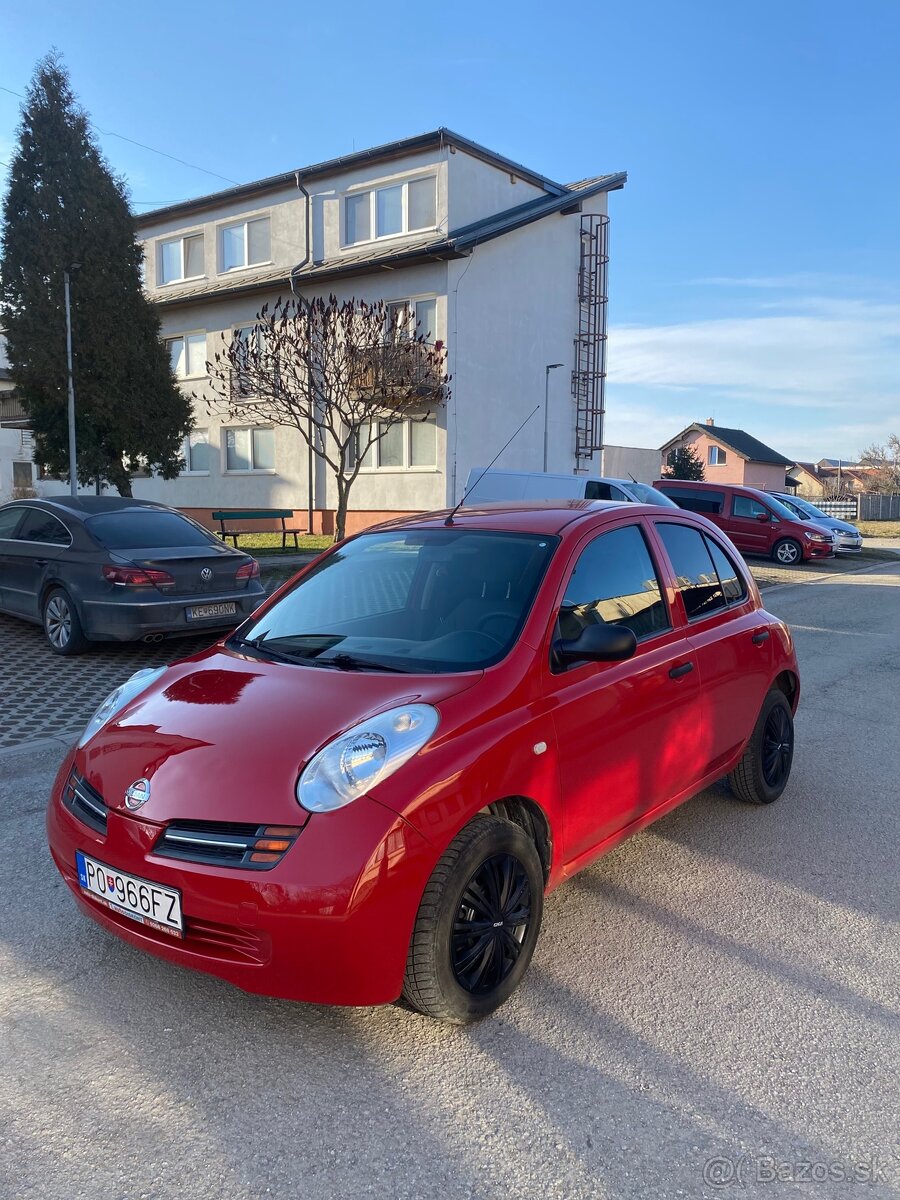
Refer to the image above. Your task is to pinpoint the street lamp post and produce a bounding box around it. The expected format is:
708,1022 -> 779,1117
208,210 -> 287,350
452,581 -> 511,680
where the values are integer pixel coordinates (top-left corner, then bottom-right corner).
543,363 -> 564,472
63,266 -> 80,497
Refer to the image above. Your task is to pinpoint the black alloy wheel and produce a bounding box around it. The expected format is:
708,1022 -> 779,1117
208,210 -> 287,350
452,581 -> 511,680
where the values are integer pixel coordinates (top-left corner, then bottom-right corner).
403,814 -> 544,1022
451,853 -> 532,995
728,688 -> 795,805
761,702 -> 793,789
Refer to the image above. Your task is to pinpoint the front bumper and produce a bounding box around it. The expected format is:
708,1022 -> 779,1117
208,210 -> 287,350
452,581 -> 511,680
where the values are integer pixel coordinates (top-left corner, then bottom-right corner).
79,585 -> 265,642
803,541 -> 835,560
46,752 -> 435,1006
835,536 -> 863,553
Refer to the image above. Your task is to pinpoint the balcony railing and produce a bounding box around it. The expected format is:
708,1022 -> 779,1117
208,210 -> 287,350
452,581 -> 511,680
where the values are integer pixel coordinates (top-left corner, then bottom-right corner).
0,391 -> 28,427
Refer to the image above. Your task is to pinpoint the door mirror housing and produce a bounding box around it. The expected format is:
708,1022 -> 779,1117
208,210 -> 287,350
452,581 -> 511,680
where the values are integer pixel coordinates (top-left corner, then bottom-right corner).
756,511 -> 771,523
553,622 -> 638,667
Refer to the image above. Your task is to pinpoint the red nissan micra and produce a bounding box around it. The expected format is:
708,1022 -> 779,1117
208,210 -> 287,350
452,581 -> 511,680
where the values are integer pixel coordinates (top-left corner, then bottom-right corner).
47,501 -> 800,1022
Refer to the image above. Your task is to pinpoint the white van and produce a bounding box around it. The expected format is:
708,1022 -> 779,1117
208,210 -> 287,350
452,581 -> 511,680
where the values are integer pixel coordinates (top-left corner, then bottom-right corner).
462,468 -> 678,508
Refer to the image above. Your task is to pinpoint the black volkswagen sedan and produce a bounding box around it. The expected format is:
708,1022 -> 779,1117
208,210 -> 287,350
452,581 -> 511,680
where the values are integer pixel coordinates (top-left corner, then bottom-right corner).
0,497 -> 266,655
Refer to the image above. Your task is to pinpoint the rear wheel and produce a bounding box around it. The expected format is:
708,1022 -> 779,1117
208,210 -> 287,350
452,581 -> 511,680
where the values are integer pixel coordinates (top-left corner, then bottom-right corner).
42,588 -> 88,656
773,538 -> 802,566
729,689 -> 794,804
403,815 -> 544,1023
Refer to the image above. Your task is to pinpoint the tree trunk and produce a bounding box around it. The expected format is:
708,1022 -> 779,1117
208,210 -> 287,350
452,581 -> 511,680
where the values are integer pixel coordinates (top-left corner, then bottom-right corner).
334,474 -> 350,543
105,463 -> 132,497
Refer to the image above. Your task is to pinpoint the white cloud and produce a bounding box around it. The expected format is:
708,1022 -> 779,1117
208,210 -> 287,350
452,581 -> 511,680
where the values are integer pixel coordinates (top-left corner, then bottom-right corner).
604,296 -> 900,460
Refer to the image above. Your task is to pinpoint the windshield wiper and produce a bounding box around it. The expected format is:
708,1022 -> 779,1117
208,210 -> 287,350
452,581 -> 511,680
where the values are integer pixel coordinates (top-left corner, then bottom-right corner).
328,652 -> 415,674
231,635 -> 318,666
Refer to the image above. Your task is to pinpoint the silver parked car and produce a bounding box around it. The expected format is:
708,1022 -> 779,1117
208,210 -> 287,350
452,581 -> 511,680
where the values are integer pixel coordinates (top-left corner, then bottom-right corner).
769,492 -> 863,554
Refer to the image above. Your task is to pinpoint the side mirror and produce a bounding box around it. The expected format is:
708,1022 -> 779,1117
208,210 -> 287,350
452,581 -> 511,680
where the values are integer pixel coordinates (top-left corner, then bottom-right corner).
756,511 -> 771,523
553,622 -> 637,667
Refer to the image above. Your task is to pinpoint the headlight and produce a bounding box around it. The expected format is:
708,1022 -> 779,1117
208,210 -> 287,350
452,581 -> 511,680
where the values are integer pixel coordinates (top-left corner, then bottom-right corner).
78,667 -> 167,748
804,532 -> 829,542
297,704 -> 439,813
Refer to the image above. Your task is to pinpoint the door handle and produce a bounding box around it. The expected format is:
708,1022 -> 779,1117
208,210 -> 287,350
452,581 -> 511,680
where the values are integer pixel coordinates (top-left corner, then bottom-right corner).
751,630 -> 770,645
34,559 -> 48,569
669,661 -> 694,679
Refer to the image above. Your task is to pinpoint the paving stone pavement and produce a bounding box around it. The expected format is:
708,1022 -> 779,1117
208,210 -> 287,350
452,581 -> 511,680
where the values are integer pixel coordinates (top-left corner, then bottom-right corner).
0,562 -> 302,751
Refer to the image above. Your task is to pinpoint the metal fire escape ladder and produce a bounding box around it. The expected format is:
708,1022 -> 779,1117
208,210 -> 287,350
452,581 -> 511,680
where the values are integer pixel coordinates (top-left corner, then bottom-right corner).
572,214 -> 609,465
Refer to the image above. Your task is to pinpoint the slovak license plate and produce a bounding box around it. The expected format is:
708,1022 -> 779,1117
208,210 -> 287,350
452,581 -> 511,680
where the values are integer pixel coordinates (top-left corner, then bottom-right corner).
186,601 -> 237,621
76,852 -> 183,937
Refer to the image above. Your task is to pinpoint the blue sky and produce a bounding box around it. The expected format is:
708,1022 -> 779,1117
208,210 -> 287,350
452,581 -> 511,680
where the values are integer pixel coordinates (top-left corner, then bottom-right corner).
2,0 -> 898,460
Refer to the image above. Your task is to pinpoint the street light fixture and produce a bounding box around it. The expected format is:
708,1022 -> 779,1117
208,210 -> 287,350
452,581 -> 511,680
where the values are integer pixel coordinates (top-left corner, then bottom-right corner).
63,264 -> 81,497
543,363 -> 564,472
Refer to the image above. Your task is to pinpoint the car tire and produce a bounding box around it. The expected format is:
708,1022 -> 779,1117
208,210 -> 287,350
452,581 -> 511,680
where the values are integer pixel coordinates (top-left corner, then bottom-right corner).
42,587 -> 89,656
729,689 -> 794,805
402,814 -> 544,1023
772,538 -> 802,566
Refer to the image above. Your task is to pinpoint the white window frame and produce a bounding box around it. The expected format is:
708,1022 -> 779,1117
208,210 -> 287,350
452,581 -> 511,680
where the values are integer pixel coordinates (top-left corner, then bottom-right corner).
342,174 -> 438,248
182,428 -> 211,475
217,214 -> 272,274
222,426 -> 276,474
385,296 -> 439,342
157,231 -> 205,285
166,331 -> 208,380
356,416 -> 438,473
708,445 -> 727,465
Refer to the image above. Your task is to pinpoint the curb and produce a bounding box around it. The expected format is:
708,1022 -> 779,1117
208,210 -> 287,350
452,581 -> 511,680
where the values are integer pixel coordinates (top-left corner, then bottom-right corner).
0,733 -> 77,763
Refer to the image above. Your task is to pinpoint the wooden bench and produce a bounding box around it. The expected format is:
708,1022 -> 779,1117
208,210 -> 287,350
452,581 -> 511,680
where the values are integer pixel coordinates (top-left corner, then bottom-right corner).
211,509 -> 305,549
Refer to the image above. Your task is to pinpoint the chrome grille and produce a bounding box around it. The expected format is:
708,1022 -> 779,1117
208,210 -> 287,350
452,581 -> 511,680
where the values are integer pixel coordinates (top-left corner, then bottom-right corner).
63,773 -> 108,835
154,820 -> 302,871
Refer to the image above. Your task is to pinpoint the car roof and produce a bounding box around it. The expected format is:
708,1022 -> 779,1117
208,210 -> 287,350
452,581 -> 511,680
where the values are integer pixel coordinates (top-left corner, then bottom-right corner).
367,500 -> 660,536
2,496 -> 171,522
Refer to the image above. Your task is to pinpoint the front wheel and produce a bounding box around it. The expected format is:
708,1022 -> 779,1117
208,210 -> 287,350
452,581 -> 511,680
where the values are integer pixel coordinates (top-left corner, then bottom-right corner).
42,588 -> 88,656
773,538 -> 802,566
729,689 -> 795,804
402,815 -> 544,1023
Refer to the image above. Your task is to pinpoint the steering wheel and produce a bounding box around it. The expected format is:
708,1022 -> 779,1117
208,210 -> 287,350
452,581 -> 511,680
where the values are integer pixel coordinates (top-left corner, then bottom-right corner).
475,611 -> 516,644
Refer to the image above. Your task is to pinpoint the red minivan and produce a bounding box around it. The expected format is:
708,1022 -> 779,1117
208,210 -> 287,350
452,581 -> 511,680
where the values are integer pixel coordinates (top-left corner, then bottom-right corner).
654,480 -> 835,565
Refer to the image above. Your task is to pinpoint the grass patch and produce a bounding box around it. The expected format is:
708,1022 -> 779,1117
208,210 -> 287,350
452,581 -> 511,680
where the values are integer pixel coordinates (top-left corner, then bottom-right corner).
230,533 -> 333,555
856,520 -> 900,538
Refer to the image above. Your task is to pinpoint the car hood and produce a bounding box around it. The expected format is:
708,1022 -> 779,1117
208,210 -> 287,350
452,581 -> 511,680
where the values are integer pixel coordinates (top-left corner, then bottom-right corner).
77,646 -> 482,824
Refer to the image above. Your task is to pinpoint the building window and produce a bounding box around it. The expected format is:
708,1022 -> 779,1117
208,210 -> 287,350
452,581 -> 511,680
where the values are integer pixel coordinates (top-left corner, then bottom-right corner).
167,333 -> 207,379
386,297 -> 438,341
708,445 -> 727,465
356,416 -> 437,470
158,233 -> 204,284
12,461 -> 33,490
219,217 -> 271,272
225,427 -> 275,472
183,429 -> 210,473
343,176 -> 437,246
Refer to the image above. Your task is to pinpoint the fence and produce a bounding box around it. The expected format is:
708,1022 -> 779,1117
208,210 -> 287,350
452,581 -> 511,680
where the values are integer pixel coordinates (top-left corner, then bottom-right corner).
814,498 -> 859,519
859,493 -> 900,522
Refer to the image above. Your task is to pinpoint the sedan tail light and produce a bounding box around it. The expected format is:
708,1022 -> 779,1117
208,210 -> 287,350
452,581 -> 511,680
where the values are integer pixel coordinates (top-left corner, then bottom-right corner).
235,560 -> 260,582
102,564 -> 175,590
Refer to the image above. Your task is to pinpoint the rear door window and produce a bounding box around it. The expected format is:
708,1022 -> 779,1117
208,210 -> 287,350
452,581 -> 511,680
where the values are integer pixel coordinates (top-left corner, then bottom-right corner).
584,481 -> 630,501
660,487 -> 725,515
704,537 -> 747,603
87,510 -> 216,549
556,524 -> 670,649
14,508 -> 71,546
656,523 -> 726,619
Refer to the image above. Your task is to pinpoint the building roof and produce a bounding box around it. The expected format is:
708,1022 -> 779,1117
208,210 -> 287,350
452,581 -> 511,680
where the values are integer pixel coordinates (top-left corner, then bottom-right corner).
134,128 -> 577,228
149,168 -> 627,309
661,423 -> 792,466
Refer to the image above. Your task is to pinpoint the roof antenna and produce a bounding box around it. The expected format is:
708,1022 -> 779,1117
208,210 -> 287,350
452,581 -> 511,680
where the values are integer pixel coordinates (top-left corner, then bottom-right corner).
444,404 -> 540,526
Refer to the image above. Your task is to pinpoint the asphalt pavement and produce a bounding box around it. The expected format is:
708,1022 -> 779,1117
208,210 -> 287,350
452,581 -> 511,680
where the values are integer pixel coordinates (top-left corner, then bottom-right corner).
1,562 -> 898,1199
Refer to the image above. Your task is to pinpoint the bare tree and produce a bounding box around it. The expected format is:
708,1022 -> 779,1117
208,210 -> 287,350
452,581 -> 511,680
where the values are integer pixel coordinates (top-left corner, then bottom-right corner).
858,435 -> 900,494
206,295 -> 450,542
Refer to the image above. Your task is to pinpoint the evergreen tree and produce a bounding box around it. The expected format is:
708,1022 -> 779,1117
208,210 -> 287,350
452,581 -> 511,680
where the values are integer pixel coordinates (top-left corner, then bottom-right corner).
0,52 -> 191,495
663,445 -> 706,481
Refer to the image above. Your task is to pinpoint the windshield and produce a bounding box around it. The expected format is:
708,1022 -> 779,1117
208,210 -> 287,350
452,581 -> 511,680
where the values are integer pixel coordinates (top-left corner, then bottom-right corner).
626,482 -> 679,508
765,494 -> 807,522
792,498 -> 829,519
234,529 -> 558,673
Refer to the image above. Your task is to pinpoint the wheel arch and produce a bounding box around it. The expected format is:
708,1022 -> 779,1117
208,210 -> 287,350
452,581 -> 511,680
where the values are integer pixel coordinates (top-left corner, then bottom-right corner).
479,796 -> 553,884
773,669 -> 800,713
